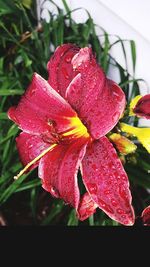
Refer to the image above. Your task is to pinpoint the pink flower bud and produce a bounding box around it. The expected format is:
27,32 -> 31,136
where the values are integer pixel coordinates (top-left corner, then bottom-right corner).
133,94 -> 150,119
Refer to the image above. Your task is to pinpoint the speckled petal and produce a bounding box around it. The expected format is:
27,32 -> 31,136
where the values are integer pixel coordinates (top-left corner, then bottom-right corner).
81,137 -> 135,226
8,73 -> 77,138
66,47 -> 126,138
38,138 -> 87,209
47,43 -> 79,98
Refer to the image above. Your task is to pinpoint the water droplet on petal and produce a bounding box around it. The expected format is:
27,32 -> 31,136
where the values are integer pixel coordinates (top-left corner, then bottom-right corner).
119,185 -> 130,207
29,88 -> 36,96
111,199 -> 118,207
117,208 -> 125,214
65,55 -> 72,63
50,186 -> 60,198
98,198 -> 114,214
87,183 -> 97,194
62,67 -> 69,79
28,144 -> 33,148
122,174 -> 127,181
104,190 -> 111,195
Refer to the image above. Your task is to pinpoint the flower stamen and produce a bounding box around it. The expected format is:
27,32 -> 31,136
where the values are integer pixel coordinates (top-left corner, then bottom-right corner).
14,143 -> 57,180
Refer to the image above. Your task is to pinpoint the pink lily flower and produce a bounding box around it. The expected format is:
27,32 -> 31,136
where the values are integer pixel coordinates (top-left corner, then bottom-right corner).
8,44 -> 135,225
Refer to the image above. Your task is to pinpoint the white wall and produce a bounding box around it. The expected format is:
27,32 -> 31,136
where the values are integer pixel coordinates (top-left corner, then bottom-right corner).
99,0 -> 150,43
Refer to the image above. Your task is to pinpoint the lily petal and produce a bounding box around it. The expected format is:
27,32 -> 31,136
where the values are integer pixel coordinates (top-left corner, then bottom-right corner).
38,138 -> 87,209
120,123 -> 150,153
8,73 -> 77,139
141,205 -> 150,226
81,137 -> 135,226
16,132 -> 49,171
66,47 -> 126,138
77,192 -> 98,221
47,43 -> 79,98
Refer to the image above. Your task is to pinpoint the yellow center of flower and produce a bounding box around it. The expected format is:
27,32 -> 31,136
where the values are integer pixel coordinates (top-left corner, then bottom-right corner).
14,116 -> 89,180
62,116 -> 89,139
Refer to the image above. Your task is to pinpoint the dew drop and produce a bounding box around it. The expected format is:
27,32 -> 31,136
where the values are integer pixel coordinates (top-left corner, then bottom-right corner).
62,67 -> 69,79
87,183 -> 97,194
28,144 -> 33,148
98,198 -> 114,214
111,199 -> 118,207
65,55 -> 72,63
117,208 -> 125,214
98,198 -> 106,208
113,91 -> 122,101
29,87 -> 36,96
50,186 -> 60,198
122,174 -> 127,181
104,190 -> 111,195
119,185 -> 129,207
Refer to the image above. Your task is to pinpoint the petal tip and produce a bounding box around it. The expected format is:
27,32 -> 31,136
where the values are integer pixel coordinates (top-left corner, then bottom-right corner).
72,47 -> 92,70
7,106 -> 18,123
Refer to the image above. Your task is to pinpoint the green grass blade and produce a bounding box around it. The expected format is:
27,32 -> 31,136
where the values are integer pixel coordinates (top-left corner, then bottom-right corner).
130,40 -> 136,74
67,209 -> 78,226
0,89 -> 24,96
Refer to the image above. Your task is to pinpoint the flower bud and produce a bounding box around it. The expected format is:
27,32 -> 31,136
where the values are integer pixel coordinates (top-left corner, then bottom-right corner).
133,94 -> 150,119
109,133 -> 137,155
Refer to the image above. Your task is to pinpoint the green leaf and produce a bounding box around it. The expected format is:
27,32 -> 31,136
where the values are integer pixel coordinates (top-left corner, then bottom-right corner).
125,165 -> 150,188
101,32 -> 110,73
21,0 -> 32,9
0,89 -> 24,96
0,0 -> 18,15
0,113 -> 8,120
14,55 -> 23,65
62,0 -> 70,14
0,172 -> 31,205
67,210 -> 78,226
41,201 -> 64,225
130,40 -> 136,74
0,124 -> 19,145
89,215 -> 94,226
15,179 -> 41,192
